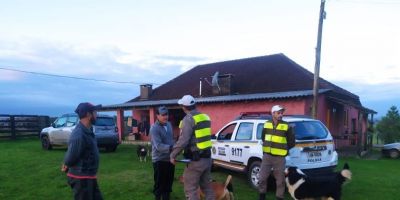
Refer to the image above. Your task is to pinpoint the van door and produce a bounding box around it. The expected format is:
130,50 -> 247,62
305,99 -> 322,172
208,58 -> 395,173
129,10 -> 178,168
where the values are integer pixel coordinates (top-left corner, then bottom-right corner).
213,123 -> 237,163
229,122 -> 254,165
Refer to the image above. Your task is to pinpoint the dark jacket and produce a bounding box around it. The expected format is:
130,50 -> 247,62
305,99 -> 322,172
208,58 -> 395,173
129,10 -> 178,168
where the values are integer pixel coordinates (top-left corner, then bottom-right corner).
64,122 -> 100,177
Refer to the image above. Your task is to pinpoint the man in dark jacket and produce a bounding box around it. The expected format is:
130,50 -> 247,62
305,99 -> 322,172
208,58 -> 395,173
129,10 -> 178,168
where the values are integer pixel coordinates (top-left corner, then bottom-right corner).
150,106 -> 175,200
61,102 -> 102,200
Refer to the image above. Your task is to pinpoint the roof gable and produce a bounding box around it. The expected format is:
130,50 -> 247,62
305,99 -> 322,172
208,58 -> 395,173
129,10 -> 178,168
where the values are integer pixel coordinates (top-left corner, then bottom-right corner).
128,53 -> 359,104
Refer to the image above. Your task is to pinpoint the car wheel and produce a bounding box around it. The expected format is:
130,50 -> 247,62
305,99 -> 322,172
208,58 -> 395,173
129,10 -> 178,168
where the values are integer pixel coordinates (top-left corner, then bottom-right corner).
106,145 -> 117,152
41,136 -> 52,150
389,149 -> 399,159
248,160 -> 261,189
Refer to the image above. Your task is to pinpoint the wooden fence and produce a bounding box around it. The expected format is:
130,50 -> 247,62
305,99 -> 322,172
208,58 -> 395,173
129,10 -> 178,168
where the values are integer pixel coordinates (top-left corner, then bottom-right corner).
0,115 -> 50,139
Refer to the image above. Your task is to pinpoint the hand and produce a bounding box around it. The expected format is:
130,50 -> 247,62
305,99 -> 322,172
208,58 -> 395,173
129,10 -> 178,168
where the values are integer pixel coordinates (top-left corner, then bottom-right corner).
170,158 -> 176,165
61,164 -> 68,173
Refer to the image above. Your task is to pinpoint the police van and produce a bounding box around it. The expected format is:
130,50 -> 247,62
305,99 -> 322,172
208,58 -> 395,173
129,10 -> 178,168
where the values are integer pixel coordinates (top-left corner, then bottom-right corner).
211,113 -> 338,188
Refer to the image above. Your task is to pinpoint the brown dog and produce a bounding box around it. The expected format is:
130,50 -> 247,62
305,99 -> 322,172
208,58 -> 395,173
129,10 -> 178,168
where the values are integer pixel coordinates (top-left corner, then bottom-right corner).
178,175 -> 234,200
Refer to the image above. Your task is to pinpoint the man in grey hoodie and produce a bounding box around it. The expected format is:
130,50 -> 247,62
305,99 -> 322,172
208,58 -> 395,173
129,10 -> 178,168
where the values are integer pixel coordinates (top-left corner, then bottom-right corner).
150,106 -> 175,200
61,102 -> 102,200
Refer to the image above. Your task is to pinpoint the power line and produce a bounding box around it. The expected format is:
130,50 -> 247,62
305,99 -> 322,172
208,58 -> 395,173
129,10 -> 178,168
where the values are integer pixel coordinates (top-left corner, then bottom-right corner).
334,0 -> 400,5
0,66 -> 162,85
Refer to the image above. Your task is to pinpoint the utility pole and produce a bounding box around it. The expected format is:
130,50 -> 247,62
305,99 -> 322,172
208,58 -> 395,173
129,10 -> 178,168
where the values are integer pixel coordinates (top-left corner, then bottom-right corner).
312,0 -> 326,119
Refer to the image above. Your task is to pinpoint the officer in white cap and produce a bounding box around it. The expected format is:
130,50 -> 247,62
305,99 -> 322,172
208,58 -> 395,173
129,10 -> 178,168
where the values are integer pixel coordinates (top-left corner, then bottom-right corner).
170,95 -> 215,200
258,105 -> 295,200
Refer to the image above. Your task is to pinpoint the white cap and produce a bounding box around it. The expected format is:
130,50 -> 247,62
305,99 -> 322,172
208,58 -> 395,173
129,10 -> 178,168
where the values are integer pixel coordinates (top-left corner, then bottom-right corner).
271,105 -> 285,113
178,95 -> 196,106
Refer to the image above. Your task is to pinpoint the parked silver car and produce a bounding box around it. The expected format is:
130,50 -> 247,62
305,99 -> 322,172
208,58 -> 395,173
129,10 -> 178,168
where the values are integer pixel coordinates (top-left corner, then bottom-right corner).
382,142 -> 400,158
40,113 -> 119,152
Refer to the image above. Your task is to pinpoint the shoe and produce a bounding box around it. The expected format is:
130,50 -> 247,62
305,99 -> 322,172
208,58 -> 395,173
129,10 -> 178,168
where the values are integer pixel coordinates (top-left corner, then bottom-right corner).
276,197 -> 284,200
259,193 -> 266,200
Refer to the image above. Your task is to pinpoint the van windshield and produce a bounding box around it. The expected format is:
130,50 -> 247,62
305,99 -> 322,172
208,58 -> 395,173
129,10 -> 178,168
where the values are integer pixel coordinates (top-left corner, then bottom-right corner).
291,121 -> 328,140
95,117 -> 115,126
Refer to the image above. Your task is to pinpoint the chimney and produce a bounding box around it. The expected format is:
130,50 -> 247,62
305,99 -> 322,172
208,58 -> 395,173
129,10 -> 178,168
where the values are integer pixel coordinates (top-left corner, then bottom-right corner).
212,74 -> 234,95
140,84 -> 153,100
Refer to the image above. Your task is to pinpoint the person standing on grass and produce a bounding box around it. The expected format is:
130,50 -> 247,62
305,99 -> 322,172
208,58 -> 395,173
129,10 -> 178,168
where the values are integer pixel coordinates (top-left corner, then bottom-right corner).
150,106 -> 175,200
61,102 -> 103,200
170,95 -> 215,200
258,105 -> 295,200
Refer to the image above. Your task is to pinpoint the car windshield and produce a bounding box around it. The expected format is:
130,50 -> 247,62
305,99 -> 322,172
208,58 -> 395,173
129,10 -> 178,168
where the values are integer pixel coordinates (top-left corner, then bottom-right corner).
95,117 -> 115,126
291,121 -> 328,140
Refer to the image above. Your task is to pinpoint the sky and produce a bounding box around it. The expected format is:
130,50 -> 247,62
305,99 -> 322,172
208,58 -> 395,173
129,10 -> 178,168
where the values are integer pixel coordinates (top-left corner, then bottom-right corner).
0,0 -> 399,118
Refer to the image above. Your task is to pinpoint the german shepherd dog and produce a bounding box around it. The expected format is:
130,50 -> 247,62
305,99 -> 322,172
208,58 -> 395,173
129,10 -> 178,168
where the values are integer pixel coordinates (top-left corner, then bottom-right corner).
179,175 -> 234,200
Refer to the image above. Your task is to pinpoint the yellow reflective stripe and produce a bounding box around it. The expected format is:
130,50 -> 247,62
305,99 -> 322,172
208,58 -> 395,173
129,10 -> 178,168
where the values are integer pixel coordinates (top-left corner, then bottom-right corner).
264,122 -> 273,129
195,128 -> 211,138
265,134 -> 287,144
276,123 -> 288,131
193,114 -> 210,123
271,135 -> 287,144
263,146 -> 271,153
265,134 -> 272,141
270,148 -> 287,156
179,120 -> 183,128
263,146 -> 287,155
197,140 -> 212,149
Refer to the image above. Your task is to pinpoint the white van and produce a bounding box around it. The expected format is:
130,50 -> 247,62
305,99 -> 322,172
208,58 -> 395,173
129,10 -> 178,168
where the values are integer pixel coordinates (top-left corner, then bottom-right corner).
211,114 -> 338,188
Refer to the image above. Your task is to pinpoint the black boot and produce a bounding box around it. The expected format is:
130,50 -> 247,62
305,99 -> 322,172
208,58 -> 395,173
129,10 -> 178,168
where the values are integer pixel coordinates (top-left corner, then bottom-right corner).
276,197 -> 284,200
161,193 -> 170,200
155,195 -> 161,200
259,193 -> 266,200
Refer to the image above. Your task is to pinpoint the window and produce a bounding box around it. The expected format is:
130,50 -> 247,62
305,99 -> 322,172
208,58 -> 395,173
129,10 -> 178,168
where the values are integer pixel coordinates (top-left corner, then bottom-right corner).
217,123 -> 236,140
256,123 -> 264,140
66,116 -> 78,127
54,117 -> 67,128
235,122 -> 253,140
95,117 -> 115,126
292,121 -> 328,140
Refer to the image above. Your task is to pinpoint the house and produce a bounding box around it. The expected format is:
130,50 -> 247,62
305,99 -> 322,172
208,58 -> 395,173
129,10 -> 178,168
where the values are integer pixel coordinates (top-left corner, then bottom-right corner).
102,53 -> 376,151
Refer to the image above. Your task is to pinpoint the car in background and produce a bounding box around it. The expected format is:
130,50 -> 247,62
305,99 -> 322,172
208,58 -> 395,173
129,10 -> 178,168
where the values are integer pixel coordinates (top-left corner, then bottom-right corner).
40,113 -> 119,152
211,113 -> 338,188
382,142 -> 400,159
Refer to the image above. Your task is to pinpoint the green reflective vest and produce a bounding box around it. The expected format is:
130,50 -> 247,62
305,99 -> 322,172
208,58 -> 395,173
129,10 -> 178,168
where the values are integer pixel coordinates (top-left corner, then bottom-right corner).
262,121 -> 289,156
192,113 -> 212,150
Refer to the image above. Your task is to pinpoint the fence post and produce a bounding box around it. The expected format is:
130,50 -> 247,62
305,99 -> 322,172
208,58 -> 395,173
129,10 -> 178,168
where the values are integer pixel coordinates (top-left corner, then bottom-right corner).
10,116 -> 16,140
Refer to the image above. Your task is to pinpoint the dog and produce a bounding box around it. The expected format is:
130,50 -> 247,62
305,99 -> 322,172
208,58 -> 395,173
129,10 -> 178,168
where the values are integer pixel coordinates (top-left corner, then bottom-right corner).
285,163 -> 352,200
136,145 -> 148,162
178,175 -> 234,200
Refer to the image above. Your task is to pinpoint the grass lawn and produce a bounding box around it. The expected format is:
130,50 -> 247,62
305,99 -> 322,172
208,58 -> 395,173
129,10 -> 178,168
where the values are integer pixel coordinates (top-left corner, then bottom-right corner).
0,138 -> 399,200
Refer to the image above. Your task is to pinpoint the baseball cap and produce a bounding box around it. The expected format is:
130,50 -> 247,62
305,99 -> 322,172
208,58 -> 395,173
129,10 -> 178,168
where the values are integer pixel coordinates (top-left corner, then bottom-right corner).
178,95 -> 196,106
156,106 -> 168,115
271,105 -> 285,113
75,102 -> 102,118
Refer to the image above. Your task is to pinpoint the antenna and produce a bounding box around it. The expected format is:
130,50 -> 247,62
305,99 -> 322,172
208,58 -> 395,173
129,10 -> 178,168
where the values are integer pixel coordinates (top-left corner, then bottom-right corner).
211,71 -> 220,92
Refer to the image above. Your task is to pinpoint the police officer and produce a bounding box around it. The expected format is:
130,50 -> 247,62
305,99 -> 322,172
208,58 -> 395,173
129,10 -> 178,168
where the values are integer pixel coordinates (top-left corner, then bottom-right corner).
258,105 -> 295,200
170,95 -> 215,200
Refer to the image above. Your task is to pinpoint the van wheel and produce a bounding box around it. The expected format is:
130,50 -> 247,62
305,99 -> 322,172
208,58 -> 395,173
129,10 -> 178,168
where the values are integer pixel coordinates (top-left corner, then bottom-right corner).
389,149 -> 399,159
41,136 -> 52,150
248,161 -> 261,189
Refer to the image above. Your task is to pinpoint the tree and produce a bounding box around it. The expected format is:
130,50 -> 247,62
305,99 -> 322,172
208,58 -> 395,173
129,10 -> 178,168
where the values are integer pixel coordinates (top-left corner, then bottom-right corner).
376,106 -> 400,143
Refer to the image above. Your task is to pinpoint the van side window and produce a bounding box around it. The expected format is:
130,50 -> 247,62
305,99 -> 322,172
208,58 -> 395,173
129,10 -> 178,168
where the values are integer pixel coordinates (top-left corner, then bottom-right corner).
235,122 -> 253,140
54,117 -> 67,128
66,116 -> 78,127
256,123 -> 264,140
217,123 -> 236,141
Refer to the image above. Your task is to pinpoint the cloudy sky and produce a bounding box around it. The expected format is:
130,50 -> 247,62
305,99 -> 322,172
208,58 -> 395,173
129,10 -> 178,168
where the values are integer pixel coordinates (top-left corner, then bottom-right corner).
0,0 -> 399,118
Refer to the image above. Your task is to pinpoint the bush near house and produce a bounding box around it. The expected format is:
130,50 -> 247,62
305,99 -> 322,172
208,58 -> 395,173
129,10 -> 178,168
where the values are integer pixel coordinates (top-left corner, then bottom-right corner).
376,106 -> 400,143
0,139 -> 399,200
